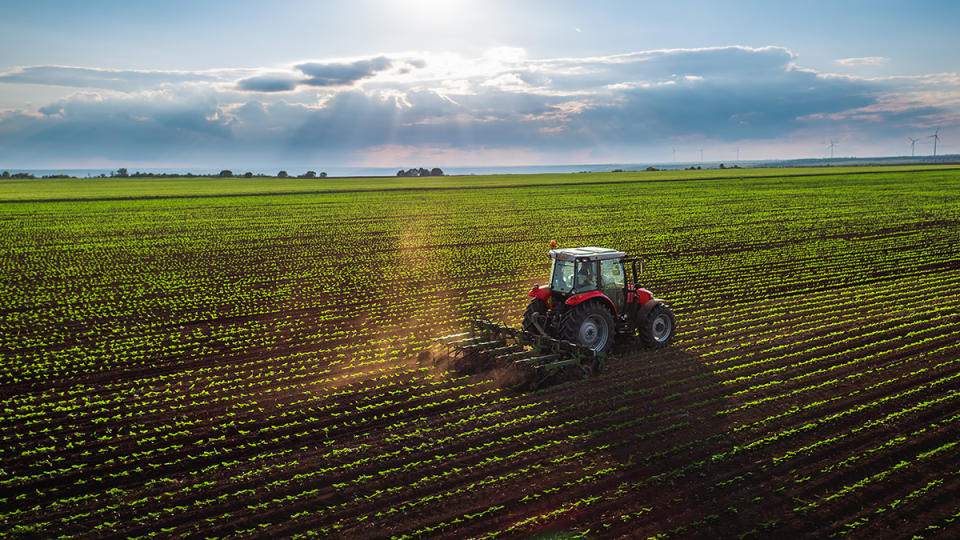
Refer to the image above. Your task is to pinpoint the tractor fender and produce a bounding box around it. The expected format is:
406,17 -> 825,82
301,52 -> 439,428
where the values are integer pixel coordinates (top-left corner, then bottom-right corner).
565,290 -> 618,317
529,285 -> 552,300
637,298 -> 666,321
627,287 -> 653,305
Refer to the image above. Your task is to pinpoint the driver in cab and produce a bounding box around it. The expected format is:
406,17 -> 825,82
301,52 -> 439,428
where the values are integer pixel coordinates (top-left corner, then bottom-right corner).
576,262 -> 597,290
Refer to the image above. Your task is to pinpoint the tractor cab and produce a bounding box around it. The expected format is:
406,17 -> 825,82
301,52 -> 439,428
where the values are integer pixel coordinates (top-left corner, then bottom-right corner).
548,247 -> 628,311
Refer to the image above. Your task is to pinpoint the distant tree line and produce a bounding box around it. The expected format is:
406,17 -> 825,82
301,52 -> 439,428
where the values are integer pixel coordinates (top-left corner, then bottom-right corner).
1,171 -> 77,179
111,168 -> 209,178
218,170 -> 327,178
1,171 -> 40,179
397,167 -> 444,177
1,169 -> 335,179
4,167 -> 445,180
102,169 -> 331,179
2,168 -> 340,180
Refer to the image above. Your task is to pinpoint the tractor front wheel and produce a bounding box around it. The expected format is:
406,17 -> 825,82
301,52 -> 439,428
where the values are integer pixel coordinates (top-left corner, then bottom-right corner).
639,303 -> 676,348
560,302 -> 615,354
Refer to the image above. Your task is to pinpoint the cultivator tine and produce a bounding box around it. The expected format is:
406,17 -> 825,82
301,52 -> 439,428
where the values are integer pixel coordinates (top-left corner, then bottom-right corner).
446,336 -> 485,348
496,349 -> 537,362
486,344 -> 522,356
516,353 -> 560,366
436,331 -> 471,341
463,339 -> 507,351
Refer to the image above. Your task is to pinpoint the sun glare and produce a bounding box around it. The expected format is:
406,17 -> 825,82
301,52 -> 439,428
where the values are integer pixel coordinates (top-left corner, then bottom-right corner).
389,0 -> 470,24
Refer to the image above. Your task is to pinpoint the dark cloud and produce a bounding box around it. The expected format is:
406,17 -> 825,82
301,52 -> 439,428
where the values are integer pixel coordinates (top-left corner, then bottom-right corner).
236,74 -> 299,92
233,56 -> 417,93
295,56 -> 392,87
0,91 -> 232,164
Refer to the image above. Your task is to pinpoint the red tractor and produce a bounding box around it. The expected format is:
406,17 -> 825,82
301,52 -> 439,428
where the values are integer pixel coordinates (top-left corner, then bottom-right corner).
437,245 -> 676,388
522,246 -> 675,353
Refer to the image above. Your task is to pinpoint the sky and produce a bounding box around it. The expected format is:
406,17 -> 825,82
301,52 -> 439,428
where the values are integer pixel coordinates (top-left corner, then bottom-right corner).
0,0 -> 958,170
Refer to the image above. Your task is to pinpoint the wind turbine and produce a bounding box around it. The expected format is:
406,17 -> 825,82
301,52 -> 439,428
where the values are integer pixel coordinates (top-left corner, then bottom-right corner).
908,137 -> 919,157
827,139 -> 838,159
930,127 -> 941,159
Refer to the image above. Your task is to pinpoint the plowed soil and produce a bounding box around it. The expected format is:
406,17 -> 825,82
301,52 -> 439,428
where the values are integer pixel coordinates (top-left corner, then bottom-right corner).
2,169 -> 959,539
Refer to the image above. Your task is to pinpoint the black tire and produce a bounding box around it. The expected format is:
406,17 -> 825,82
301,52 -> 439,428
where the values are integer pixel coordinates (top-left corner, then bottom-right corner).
522,298 -> 548,334
560,301 -> 616,354
639,303 -> 676,348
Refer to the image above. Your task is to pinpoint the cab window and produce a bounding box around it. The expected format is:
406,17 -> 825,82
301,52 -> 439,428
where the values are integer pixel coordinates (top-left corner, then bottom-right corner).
574,260 -> 599,292
600,259 -> 626,309
551,259 -> 575,293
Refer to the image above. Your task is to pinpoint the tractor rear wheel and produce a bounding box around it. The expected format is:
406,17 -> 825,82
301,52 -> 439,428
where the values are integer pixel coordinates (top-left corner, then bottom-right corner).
639,303 -> 676,348
560,301 -> 615,354
522,298 -> 548,335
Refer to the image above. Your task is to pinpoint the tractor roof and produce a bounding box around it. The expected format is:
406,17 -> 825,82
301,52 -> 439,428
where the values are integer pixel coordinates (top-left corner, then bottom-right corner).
548,246 -> 626,262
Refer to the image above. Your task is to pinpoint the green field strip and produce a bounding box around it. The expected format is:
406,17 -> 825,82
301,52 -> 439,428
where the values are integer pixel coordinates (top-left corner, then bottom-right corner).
1,166 -> 957,202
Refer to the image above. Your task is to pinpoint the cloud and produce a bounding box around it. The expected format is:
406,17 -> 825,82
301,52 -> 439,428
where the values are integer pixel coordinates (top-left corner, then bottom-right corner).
231,56 -> 425,93
0,56 -> 418,95
835,57 -> 890,66
236,74 -> 300,93
0,89 -> 233,165
0,65 -> 233,91
0,46 -> 957,167
295,56 -> 393,87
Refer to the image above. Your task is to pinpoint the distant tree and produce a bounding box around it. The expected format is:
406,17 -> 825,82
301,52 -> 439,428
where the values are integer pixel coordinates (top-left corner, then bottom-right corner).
719,163 -> 725,169
244,171 -> 253,178
1,171 -> 8,179
277,170 -> 288,178
301,171 -> 317,179
219,170 -> 233,177
319,172 -> 327,178
645,166 -> 658,171
397,168 -> 445,177
113,168 -> 128,178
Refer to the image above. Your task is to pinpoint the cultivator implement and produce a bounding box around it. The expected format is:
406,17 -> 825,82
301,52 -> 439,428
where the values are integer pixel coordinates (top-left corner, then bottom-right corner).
435,319 -> 606,390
